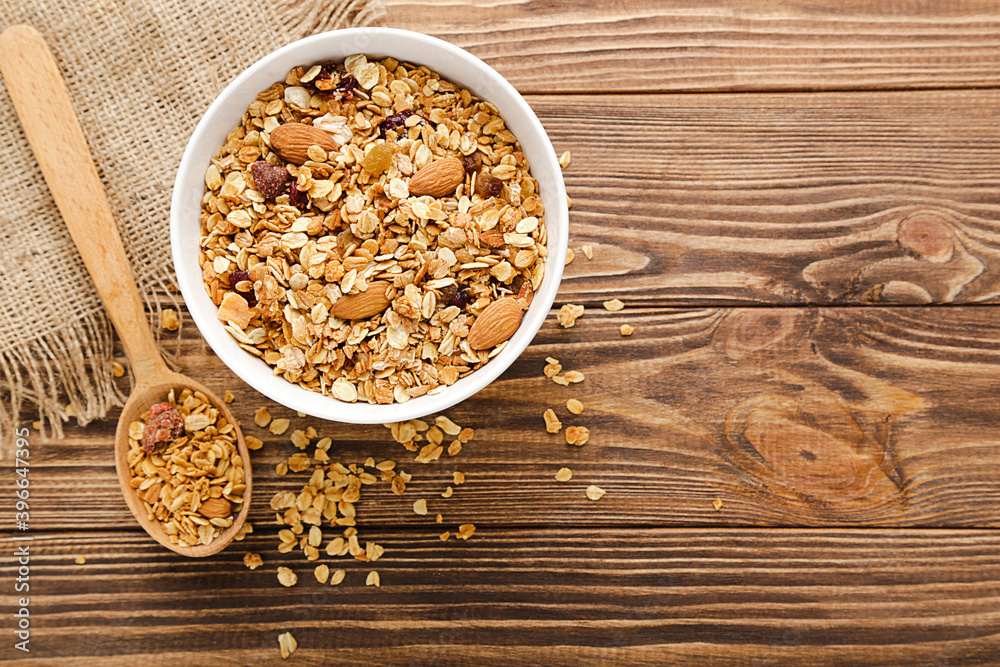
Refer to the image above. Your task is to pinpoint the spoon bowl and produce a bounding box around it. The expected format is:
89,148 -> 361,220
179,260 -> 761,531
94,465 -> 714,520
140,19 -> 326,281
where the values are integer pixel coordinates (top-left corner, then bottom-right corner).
0,24 -> 252,557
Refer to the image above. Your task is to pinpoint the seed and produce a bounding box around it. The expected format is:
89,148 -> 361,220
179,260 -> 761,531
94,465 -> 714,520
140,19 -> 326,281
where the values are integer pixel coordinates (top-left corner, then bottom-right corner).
277,566 -> 298,587
555,467 -> 573,482
330,569 -> 346,585
566,399 -> 584,415
448,441 -> 462,456
586,485 -> 606,501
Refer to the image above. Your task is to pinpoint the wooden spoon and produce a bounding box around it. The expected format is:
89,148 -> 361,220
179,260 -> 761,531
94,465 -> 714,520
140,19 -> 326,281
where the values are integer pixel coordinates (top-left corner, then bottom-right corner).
0,25 -> 252,557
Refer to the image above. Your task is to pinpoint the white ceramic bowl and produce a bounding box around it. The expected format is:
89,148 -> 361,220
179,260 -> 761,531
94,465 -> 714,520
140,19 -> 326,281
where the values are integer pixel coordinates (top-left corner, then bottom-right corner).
170,28 -> 568,424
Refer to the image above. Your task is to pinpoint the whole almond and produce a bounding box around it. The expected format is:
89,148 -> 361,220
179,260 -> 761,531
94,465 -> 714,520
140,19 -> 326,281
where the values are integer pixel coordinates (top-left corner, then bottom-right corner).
270,123 -> 339,165
467,297 -> 524,350
332,281 -> 391,320
199,497 -> 232,519
408,157 -> 465,197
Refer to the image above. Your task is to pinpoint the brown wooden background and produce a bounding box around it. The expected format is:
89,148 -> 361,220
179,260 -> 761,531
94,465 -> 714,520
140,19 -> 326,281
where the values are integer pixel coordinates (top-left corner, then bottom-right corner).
3,1 -> 1000,664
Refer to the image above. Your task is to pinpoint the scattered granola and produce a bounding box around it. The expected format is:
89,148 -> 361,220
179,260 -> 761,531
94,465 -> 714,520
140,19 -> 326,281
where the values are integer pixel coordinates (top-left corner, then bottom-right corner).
160,308 -> 180,331
269,418 -> 291,435
199,54 -> 548,406
224,389 -> 235,403
565,425 -> 590,446
581,245 -> 594,260
453,471 -> 465,485
543,408 -> 562,434
620,324 -> 634,336
441,485 -> 454,498
330,568 -> 346,585
457,523 -> 476,540
586,485 -> 606,501
234,522 -> 254,541
278,631 -> 297,659
126,388 -> 244,548
314,563 -> 330,583
713,497 -> 724,511
254,406 -> 272,427
244,552 -> 263,570
566,398 -> 584,415
439,531 -> 451,541
563,370 -> 585,384
413,498 -> 428,515
557,304 -> 585,328
277,566 -> 298,587
110,361 -> 126,378
603,299 -> 624,312
558,150 -> 571,169
366,571 -> 381,587
555,467 -> 572,482
74,555 -> 86,565
564,248 -> 575,265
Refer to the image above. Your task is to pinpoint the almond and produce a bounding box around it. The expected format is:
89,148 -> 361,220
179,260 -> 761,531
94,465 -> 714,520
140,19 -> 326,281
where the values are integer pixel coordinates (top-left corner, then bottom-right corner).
270,123 -> 339,165
199,497 -> 232,519
332,281 -> 391,320
408,157 -> 465,197
467,297 -> 524,350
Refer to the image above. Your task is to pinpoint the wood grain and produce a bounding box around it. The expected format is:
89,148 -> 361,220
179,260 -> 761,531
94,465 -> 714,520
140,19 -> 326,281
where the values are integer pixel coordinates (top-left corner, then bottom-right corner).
1,528 -> 998,665
383,0 -> 1000,93
535,90 -> 1000,306
9,305 -> 1000,531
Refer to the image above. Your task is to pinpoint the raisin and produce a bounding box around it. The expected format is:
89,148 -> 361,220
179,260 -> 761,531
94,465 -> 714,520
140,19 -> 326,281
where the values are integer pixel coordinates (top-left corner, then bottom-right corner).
475,173 -> 503,199
288,182 -> 307,208
229,269 -> 257,306
250,160 -> 288,199
379,110 -> 424,139
462,152 -> 482,174
141,403 -> 185,453
362,143 -> 393,176
447,287 -> 470,310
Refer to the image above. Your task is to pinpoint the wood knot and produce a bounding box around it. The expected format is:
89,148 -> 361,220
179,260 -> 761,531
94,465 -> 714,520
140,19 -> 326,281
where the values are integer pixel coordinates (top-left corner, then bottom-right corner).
720,309 -> 805,361
723,393 -> 892,503
897,211 -> 955,263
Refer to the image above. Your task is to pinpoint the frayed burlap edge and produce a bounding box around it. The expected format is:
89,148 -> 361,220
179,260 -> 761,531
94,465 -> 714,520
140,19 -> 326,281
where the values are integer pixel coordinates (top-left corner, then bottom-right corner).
0,0 -> 386,455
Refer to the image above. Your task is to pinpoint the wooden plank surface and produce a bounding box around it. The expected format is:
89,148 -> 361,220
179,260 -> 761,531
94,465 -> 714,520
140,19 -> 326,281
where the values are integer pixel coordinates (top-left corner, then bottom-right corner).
1,528 -> 998,665
541,89 -> 1000,306
384,0 -> 1000,93
9,306 -> 1000,531
5,2 -> 1000,664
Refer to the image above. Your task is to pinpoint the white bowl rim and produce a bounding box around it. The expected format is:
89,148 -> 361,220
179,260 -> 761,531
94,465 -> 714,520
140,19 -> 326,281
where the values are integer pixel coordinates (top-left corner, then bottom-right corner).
170,27 -> 568,424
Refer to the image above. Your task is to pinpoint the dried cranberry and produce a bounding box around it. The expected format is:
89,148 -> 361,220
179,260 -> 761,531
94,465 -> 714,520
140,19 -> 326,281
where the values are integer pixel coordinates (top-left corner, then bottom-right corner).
288,182 -> 308,208
229,269 -> 257,306
336,73 -> 357,99
141,403 -> 185,453
250,160 -> 288,199
379,110 -> 424,139
462,152 -> 482,174
447,287 -> 470,310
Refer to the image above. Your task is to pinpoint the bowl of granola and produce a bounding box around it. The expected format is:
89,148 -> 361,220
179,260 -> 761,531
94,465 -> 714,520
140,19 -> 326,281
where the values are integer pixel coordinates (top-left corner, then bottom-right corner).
170,28 -> 567,423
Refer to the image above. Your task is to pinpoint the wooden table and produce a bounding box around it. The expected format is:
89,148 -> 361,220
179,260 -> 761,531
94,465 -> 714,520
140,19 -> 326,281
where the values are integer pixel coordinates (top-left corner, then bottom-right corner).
4,1 -> 1000,664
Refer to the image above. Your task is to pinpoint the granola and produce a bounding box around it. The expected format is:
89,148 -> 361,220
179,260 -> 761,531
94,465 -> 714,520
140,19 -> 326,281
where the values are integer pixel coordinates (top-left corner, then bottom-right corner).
199,55 -> 547,405
126,388 -> 245,548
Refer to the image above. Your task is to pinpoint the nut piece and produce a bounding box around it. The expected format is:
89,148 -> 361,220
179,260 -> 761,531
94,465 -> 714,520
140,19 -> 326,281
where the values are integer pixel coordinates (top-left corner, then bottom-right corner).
270,123 -> 339,165
408,157 -> 465,197
198,497 -> 232,519
466,298 -> 523,350
332,281 -> 391,320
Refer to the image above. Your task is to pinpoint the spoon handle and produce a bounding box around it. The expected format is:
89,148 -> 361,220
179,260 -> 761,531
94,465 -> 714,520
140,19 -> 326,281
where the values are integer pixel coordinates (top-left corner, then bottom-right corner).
0,25 -> 171,384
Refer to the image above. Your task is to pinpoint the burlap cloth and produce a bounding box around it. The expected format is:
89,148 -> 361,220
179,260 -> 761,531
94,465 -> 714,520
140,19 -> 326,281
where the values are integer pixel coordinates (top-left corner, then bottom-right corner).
0,0 -> 385,455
